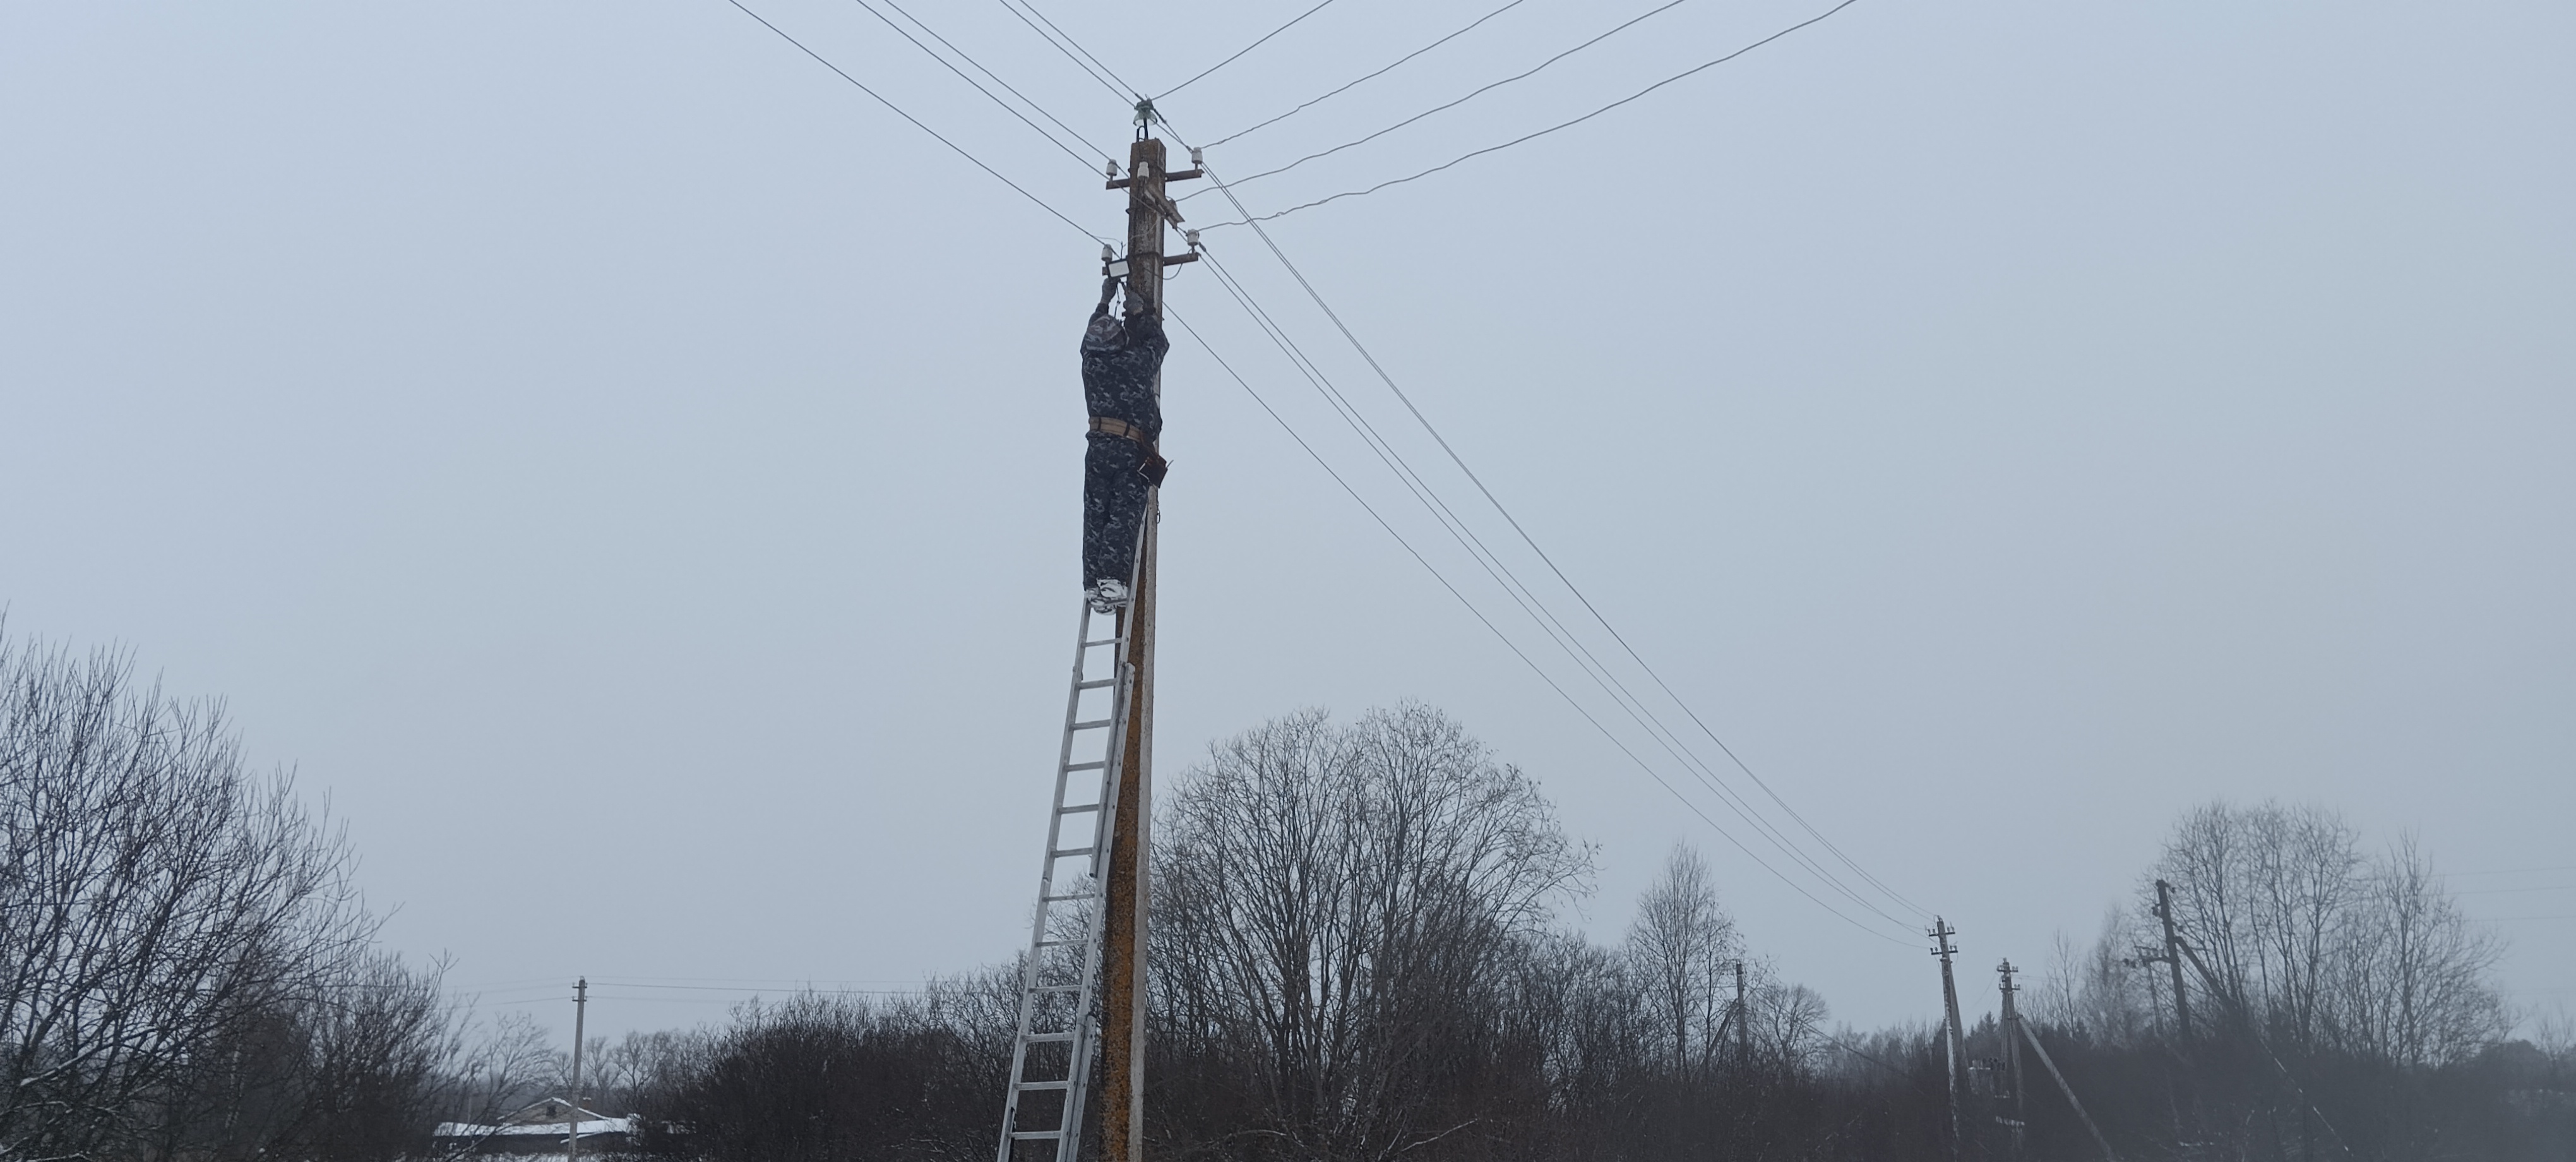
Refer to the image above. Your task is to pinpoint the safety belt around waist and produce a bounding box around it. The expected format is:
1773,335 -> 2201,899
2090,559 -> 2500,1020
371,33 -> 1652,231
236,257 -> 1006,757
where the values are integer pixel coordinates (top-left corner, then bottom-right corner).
1087,416 -> 1169,484
1089,416 -> 1156,445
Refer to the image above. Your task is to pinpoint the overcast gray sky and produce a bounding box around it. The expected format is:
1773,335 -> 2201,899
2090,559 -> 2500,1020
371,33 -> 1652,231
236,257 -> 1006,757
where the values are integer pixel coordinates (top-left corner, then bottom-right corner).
4,0 -> 2569,1041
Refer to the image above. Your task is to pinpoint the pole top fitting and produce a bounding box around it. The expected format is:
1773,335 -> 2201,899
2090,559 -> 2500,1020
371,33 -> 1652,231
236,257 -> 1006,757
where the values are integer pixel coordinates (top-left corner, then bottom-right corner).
1133,98 -> 1157,131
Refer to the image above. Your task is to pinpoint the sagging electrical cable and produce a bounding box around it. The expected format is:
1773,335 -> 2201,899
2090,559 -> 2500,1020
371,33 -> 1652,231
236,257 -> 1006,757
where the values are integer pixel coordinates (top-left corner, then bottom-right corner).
769,0 -> 1923,931
1157,0 -> 1343,100
1197,0 -> 1864,230
1169,299 -> 1916,948
1195,243 -> 1918,935
1179,0 -> 1704,201
840,0 -> 1106,171
1196,156 -> 1929,925
1177,0 -> 1920,918
870,0 -> 1118,165
989,0 -> 1142,104
1198,249 -> 1918,932
1201,0 -> 1538,150
1167,66 -> 1923,924
724,0 -> 1106,244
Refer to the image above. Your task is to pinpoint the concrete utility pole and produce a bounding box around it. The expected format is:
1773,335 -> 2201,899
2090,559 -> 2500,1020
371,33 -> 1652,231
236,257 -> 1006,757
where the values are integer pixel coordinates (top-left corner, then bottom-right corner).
2017,1012 -> 2121,1161
1098,105 -> 1200,1162
1998,960 -> 2027,1160
1931,919 -> 1965,1161
2153,880 -> 2190,1041
568,977 -> 588,1161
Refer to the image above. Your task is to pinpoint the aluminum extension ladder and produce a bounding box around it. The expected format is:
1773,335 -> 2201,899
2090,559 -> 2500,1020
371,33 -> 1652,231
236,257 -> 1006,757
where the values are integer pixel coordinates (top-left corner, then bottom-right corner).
993,599 -> 1136,1162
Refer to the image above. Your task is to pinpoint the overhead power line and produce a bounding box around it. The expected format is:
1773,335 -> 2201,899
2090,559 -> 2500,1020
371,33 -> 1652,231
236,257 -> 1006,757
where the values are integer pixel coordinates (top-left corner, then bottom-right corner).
1201,0 -> 1863,230
760,0 -> 1923,936
1199,235 -> 1921,932
989,0 -> 1142,102
870,0 -> 1118,165
588,980 -> 929,993
1170,294 -> 1912,947
1158,0 -> 1344,100
723,0 -> 1104,243
1194,249 -> 1909,929
2453,863 -> 2576,877
1203,0 -> 1538,149
1194,156 -> 1929,927
1184,0 -> 1703,200
1058,102 -> 1912,935
842,0 -> 1107,172
1193,233 -> 1918,933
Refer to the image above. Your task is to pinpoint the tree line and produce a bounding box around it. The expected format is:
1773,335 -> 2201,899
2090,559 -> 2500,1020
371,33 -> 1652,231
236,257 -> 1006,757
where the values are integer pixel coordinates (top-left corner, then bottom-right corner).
4,623 -> 2568,1161
611,708 -> 2572,1160
0,631 -> 458,1162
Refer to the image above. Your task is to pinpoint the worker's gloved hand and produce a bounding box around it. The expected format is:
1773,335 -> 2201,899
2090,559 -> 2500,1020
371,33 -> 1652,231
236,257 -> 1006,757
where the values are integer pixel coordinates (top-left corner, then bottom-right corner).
1095,276 -> 1119,314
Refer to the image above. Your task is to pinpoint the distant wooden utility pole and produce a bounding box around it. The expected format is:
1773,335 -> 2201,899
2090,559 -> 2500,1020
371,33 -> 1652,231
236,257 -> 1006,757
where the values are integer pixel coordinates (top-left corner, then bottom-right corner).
1097,104 -> 1200,1162
1998,959 -> 2027,1161
568,977 -> 588,1161
2152,880 -> 2191,1041
1931,919 -> 1965,1162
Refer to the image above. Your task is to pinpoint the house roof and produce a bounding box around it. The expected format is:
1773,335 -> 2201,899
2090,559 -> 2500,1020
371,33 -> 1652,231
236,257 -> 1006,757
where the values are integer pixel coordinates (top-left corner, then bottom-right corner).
434,1098 -> 634,1140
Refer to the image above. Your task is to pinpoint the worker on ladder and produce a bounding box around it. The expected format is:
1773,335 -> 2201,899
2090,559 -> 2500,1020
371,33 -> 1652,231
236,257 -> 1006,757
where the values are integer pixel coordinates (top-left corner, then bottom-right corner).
1080,273 -> 1168,613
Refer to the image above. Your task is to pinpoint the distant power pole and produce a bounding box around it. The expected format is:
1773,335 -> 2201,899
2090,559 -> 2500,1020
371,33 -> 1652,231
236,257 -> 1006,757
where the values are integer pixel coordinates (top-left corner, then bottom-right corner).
2153,880 -> 2190,1041
1998,959 -> 2027,1160
1097,102 -> 1201,1162
568,977 -> 588,1161
1734,960 -> 1751,1070
1931,919 -> 1965,1162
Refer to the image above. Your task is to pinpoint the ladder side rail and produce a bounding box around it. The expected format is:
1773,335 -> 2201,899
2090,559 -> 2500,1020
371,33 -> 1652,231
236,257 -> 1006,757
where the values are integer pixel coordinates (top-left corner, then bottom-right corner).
1049,648 -> 1134,1162
996,606 -> 1114,1162
1051,525 -> 1152,1161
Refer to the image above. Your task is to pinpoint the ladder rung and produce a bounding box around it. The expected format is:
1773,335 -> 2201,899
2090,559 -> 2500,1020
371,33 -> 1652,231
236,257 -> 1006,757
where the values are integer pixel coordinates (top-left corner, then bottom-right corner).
1056,802 -> 1101,815
1017,1079 -> 1071,1091
1014,1130 -> 1065,1141
1034,938 -> 1073,949
1041,892 -> 1095,902
1051,847 -> 1095,859
1082,637 -> 1118,647
1063,761 -> 1106,772
1024,1032 -> 1076,1043
1070,718 -> 1114,730
1035,983 -> 1082,993
1076,678 -> 1116,690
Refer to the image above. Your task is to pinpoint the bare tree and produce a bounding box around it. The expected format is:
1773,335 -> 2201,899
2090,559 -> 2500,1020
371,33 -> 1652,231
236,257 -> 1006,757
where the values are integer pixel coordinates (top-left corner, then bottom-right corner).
0,630 -> 384,1162
2329,835 -> 2507,1067
259,952 -> 460,1162
2152,800 -> 2507,1071
1624,844 -> 1739,1079
441,1010 -> 559,1129
2154,801 -> 2258,1016
2030,909 -> 2154,1045
1150,705 -> 1593,1162
1744,973 -> 1830,1075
